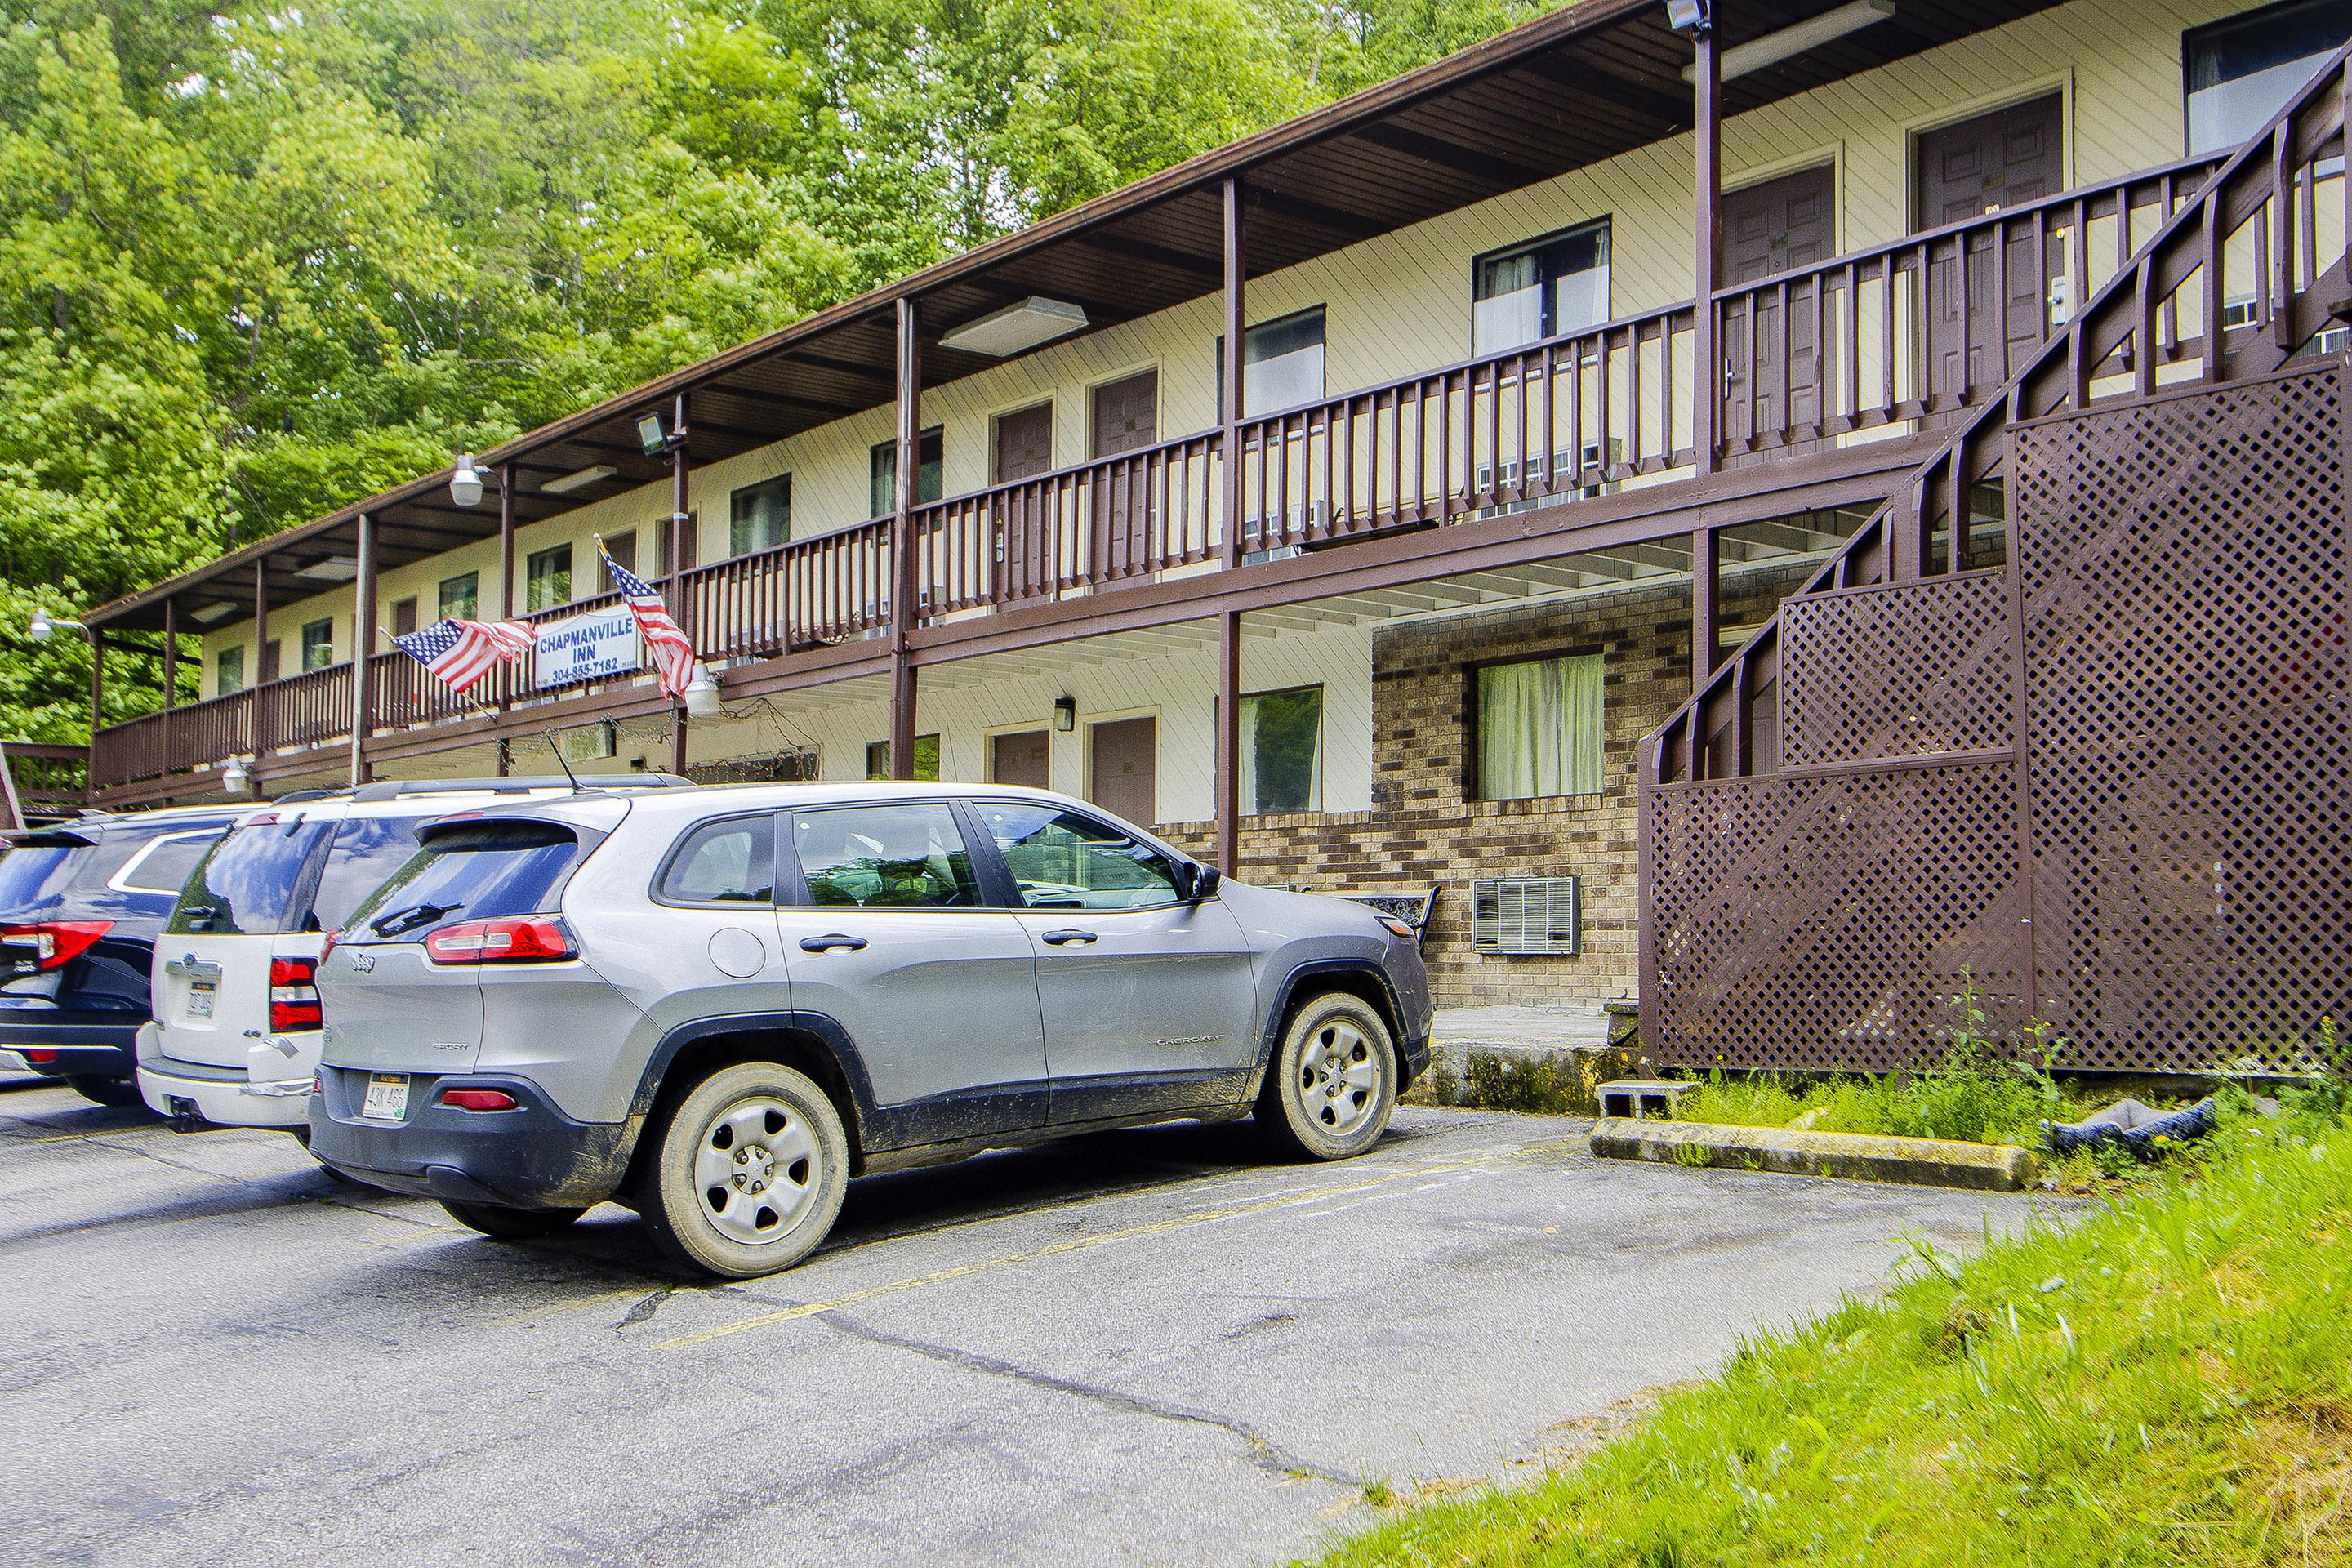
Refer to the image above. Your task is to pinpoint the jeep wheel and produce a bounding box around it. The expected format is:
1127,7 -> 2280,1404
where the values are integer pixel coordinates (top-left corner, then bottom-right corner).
637,1062 -> 849,1279
1255,991 -> 1397,1160
439,1200 -> 588,1239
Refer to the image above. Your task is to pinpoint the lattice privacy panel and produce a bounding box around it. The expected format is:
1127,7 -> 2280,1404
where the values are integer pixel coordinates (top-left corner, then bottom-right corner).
2014,363 -> 2352,1073
1645,762 -> 2030,1071
1780,572 -> 2013,768
1643,362 -> 2352,1074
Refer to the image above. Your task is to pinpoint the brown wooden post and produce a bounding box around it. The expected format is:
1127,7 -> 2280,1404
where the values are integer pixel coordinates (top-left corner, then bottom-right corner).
497,464 -> 519,619
670,392 -> 693,776
162,599 -> 178,712
160,596 -> 180,782
87,628 -> 105,739
1216,610 -> 1242,875
251,557 -> 270,758
1692,523 -> 1721,699
350,511 -> 376,786
1692,17 -> 1722,474
497,461 -> 516,775
1214,178 -> 1247,871
888,298 -> 921,780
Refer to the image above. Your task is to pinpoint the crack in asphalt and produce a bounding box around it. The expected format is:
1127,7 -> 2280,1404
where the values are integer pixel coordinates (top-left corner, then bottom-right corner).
812,1307 -> 1361,1487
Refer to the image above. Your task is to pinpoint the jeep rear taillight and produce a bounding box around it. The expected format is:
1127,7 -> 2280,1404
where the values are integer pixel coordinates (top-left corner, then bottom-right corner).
424,917 -> 574,965
1,920 -> 113,972
269,955 -> 323,1032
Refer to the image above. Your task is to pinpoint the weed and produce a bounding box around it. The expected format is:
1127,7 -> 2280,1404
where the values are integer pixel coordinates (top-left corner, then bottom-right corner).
1360,1478 -> 1395,1508
1669,1140 -> 1713,1169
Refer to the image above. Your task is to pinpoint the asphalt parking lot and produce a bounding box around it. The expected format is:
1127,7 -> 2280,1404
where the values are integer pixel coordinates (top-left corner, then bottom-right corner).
5,1076 -> 2066,1567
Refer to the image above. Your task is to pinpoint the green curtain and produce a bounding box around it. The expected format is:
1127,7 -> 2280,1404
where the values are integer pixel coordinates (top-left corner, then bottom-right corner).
1478,654 -> 1602,799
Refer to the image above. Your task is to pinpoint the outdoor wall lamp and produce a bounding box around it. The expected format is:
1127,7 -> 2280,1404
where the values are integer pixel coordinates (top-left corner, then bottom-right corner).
637,412 -> 686,455
1053,695 -> 1077,733
27,608 -> 89,643
221,755 -> 253,797
1663,0 -> 1710,34
450,452 -> 492,508
683,665 -> 725,719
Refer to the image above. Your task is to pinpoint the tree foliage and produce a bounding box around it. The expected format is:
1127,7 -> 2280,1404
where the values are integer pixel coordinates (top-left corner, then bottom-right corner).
0,0 -> 1558,742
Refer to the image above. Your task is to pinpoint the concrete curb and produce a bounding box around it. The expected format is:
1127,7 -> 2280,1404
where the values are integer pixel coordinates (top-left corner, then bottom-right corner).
1588,1117 -> 2038,1192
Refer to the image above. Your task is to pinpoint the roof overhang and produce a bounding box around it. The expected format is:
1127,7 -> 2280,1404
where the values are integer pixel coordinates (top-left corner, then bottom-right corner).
90,0 -> 2064,633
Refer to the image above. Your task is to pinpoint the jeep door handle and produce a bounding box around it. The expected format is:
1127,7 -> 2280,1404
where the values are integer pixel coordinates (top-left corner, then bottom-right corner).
798,933 -> 868,953
1040,929 -> 1098,946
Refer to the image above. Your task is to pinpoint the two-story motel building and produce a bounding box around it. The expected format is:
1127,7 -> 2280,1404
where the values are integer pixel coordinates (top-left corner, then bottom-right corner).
74,0 -> 2352,1029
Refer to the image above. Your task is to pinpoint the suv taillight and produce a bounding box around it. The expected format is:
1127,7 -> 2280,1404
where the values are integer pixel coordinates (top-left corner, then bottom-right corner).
424,917 -> 574,965
2,920 -> 113,973
269,956 -> 323,1032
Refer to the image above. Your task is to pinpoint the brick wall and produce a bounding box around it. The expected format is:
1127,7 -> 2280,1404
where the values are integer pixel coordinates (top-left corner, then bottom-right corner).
1165,566 -> 1802,1010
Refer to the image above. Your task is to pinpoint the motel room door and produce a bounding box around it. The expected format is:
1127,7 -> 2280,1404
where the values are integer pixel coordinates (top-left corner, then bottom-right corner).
1089,717 -> 1156,827
1089,372 -> 1159,581
1720,163 -> 1838,453
1915,95 -> 2065,405
995,402 -> 1055,605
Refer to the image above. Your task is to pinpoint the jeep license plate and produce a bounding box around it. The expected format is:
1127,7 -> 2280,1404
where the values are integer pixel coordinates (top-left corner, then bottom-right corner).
361,1072 -> 410,1121
185,978 -> 216,1018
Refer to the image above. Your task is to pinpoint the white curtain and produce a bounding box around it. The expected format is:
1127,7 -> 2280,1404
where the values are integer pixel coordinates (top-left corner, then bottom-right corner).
1479,655 -> 1602,799
1238,697 -> 1261,813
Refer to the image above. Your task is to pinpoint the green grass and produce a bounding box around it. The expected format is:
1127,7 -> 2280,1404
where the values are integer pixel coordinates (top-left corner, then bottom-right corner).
1310,1089 -> 2352,1567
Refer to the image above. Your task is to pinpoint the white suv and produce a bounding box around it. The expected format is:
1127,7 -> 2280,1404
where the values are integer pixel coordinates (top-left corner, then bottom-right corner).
138,776 -> 688,1135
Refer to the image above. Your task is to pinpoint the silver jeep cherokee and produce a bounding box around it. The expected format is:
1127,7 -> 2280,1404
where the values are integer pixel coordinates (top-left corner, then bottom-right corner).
308,782 -> 1432,1277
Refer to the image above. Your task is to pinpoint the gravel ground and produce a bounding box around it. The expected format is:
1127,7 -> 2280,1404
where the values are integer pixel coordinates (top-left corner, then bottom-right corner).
1,1076 -> 2070,1566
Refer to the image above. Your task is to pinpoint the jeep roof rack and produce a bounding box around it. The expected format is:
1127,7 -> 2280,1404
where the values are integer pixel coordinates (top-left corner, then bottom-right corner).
345,773 -> 692,802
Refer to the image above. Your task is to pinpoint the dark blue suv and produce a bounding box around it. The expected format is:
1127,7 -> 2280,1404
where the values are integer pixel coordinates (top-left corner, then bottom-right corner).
2,805 -> 242,1106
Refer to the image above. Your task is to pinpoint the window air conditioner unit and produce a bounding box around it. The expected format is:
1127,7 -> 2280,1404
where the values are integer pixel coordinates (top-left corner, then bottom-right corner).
1471,875 -> 1581,956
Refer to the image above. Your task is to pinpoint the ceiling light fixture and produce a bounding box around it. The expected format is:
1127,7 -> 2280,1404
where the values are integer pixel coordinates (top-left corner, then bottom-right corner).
939,297 -> 1089,357
1681,0 -> 1894,82
293,556 -> 360,582
541,464 -> 619,496
189,602 -> 238,626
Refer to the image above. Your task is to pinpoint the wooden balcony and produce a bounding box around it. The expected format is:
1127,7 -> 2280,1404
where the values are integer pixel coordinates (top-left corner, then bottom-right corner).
85,152 -> 2254,800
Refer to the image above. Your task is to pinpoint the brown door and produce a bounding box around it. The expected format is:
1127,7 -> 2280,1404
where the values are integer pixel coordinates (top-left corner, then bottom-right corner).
1915,95 -> 2065,401
1089,716 -> 1156,826
1090,371 -> 1158,581
995,403 -> 1054,604
261,640 -> 281,684
1721,164 -> 1838,449
657,515 -> 698,577
390,597 -> 418,637
991,728 -> 1050,790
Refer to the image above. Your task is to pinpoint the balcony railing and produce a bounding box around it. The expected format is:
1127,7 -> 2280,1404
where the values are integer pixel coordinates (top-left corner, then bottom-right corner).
88,153 -> 2267,795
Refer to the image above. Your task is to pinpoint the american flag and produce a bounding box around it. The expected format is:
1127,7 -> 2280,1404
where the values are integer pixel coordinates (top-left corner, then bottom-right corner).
391,617 -> 537,693
603,547 -> 696,699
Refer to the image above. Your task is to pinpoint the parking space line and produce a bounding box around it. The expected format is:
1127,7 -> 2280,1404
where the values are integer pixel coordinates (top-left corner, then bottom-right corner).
659,1156 -> 1501,1351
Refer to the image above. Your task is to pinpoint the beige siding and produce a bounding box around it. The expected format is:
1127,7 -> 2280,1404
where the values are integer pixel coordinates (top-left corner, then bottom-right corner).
199,0 -> 2260,694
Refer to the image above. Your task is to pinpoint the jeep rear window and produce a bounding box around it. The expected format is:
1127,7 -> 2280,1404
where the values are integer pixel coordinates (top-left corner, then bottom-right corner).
309,816 -> 431,935
170,819 -> 334,936
339,824 -> 581,943
0,840 -> 90,911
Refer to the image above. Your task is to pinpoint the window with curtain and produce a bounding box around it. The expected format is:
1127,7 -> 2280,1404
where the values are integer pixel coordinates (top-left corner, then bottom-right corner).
1476,654 -> 1605,800
438,571 -> 479,621
865,734 -> 940,782
300,618 -> 333,671
216,645 -> 244,696
868,428 -> 944,519
2185,0 -> 2352,154
525,545 -> 572,612
730,475 -> 791,555
1216,306 -> 1327,419
1241,685 -> 1323,813
1472,220 -> 1612,355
